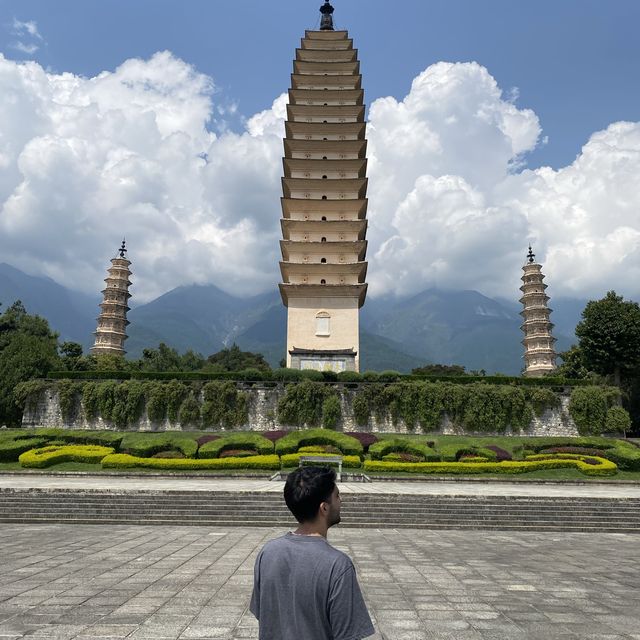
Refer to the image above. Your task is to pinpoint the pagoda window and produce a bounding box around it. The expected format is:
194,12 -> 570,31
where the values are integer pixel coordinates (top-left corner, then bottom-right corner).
316,312 -> 330,336
322,175 -> 328,179
323,156 -> 328,160
321,279 -> 327,285
322,195 -> 327,200
321,237 -> 327,242
321,258 -> 327,264
321,216 -> 327,221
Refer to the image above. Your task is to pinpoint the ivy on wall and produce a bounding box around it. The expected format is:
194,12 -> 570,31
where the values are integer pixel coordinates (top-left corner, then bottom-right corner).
20,379 -> 629,436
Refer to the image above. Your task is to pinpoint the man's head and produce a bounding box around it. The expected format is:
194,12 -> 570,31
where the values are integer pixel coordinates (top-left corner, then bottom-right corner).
284,466 -> 341,527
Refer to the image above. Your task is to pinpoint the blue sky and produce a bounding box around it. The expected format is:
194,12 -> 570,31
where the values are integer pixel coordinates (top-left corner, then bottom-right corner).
0,1 -> 639,303
1,0 -> 638,170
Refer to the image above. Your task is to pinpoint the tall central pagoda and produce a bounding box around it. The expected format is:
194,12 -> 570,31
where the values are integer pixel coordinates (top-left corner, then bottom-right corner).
279,1 -> 368,372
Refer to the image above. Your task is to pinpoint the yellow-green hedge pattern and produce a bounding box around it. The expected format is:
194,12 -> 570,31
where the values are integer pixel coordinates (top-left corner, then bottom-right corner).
280,453 -> 362,469
364,456 -> 617,477
19,445 -> 114,468
101,453 -> 281,471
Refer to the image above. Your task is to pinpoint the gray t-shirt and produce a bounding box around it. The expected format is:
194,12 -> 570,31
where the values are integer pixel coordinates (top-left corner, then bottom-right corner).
250,532 -> 375,640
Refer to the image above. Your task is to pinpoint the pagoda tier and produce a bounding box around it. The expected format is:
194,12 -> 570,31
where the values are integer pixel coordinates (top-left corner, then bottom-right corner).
91,242 -> 132,357
279,14 -> 368,372
520,248 -> 557,377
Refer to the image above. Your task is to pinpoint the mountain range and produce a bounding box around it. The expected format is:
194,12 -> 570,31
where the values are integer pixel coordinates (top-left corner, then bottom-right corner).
0,262 -> 583,374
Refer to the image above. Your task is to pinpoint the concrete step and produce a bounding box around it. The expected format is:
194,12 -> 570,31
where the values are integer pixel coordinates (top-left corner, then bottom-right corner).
1,488 -> 639,532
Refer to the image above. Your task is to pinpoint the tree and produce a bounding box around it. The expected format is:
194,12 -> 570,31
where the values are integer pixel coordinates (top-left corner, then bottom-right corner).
575,291 -> 640,386
136,343 -> 205,372
412,364 -> 468,376
555,345 -> 591,380
0,301 -> 60,425
205,344 -> 271,372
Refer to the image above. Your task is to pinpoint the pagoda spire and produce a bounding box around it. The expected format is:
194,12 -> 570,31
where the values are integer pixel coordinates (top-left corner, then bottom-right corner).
90,242 -> 132,357
519,246 -> 557,377
320,1 -> 335,30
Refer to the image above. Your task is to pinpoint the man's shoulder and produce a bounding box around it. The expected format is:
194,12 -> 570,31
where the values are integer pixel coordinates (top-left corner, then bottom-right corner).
260,534 -> 353,568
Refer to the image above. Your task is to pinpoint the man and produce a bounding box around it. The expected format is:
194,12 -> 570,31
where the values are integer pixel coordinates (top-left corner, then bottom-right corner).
250,466 -> 375,640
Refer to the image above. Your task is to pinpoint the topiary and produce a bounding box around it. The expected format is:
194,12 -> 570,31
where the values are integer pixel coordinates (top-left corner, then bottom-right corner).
605,406 -> 632,435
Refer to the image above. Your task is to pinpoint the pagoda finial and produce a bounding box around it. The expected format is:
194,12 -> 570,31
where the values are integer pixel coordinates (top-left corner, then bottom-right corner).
119,239 -> 127,259
320,1 -> 335,30
527,245 -> 535,264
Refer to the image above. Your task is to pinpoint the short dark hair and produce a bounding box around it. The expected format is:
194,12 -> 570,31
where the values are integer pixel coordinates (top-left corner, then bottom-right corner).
284,466 -> 336,523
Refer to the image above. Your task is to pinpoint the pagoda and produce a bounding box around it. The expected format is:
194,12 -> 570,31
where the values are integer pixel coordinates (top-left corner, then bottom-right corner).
520,246 -> 557,377
90,241 -> 132,356
279,1 -> 368,372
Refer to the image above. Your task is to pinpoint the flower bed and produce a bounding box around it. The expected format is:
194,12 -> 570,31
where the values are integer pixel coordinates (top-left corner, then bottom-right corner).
198,433 -> 274,458
101,453 -> 281,471
280,453 -> 362,469
364,456 -> 618,477
19,445 -> 114,468
369,438 -> 439,462
274,429 -> 363,457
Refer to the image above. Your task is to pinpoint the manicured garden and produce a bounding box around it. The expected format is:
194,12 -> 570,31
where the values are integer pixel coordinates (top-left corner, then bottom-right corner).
1,427 -> 639,480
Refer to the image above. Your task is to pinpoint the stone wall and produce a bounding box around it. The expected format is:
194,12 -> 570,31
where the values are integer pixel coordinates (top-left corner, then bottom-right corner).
22,383 -> 579,437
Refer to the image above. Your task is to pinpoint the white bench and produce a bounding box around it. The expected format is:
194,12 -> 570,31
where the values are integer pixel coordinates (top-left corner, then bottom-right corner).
298,455 -> 343,481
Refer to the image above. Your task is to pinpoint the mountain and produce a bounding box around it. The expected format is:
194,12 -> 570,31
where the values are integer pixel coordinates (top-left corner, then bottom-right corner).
0,263 -> 98,348
0,263 -> 581,373
362,288 -> 575,374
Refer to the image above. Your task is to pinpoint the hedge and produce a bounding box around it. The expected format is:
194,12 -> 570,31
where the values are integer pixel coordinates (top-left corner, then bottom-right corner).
0,437 -> 48,462
45,370 -> 592,386
274,429 -> 363,456
198,433 -> 274,459
19,445 -> 114,468
280,453 -> 362,468
101,453 -> 281,470
517,437 -> 640,471
363,457 -> 617,477
369,438 -> 440,461
201,381 -> 248,429
120,433 -> 198,458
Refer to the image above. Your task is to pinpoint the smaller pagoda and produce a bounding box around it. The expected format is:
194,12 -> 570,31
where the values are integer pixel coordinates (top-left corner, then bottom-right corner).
90,240 -> 132,356
520,246 -> 557,377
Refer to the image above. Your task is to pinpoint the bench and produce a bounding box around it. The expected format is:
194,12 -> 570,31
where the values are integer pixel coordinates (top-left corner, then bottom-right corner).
298,455 -> 343,481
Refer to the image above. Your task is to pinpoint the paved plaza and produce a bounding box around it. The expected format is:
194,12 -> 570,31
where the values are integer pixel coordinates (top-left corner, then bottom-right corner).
0,522 -> 639,640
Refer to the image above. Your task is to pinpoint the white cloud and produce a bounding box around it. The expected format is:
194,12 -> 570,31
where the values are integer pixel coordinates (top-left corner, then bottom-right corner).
9,18 -> 44,56
0,52 -> 638,307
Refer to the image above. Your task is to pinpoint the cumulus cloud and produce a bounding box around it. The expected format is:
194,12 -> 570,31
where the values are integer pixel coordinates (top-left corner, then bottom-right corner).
0,52 -> 638,305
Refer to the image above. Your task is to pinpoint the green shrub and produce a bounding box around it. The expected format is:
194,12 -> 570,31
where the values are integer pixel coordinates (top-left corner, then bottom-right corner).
50,429 -> 123,448
0,437 -> 48,462
166,381 -> 189,423
202,381 -> 248,429
605,440 -> 640,471
364,457 -> 617,477
272,368 -> 304,382
19,445 -> 114,468
13,380 -> 49,414
378,370 -> 401,382
102,453 -> 281,471
337,371 -> 362,382
275,429 -> 363,457
198,433 -> 274,459
369,438 -> 440,461
58,380 -> 82,423
144,382 -> 168,423
120,432 -> 198,458
605,406 -> 632,434
361,371 -> 380,382
569,386 -> 612,435
81,383 -> 100,420
322,395 -> 342,430
111,381 -> 146,428
178,393 -> 201,427
277,381 -> 336,427
526,387 -> 561,416
280,453 -> 361,468
97,381 -> 118,422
